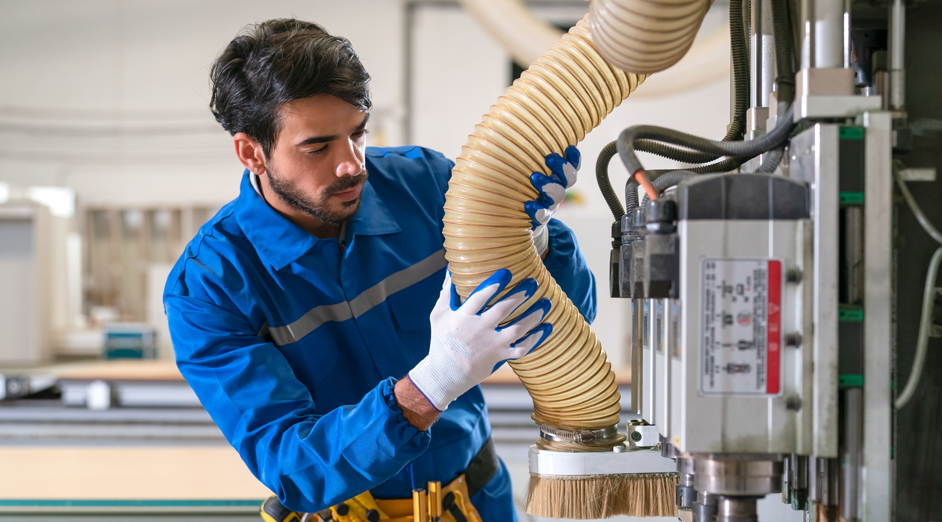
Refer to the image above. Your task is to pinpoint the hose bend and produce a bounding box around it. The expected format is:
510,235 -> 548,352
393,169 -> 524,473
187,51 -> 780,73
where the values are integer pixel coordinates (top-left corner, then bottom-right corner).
444,15 -> 645,431
590,0 -> 714,74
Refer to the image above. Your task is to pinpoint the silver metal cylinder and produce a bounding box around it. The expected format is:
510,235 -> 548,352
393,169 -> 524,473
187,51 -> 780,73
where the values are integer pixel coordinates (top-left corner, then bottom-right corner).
809,457 -> 826,502
677,473 -> 697,509
631,299 -> 643,416
642,298 -> 657,422
810,457 -> 840,506
698,490 -> 717,505
800,0 -> 811,69
800,0 -> 846,69
815,0 -> 844,68
750,0 -> 775,107
843,0 -> 852,68
793,455 -> 808,489
694,454 -> 785,496
889,0 -> 906,109
843,388 -> 863,521
789,455 -> 809,510
695,491 -> 719,522
716,496 -> 759,522
827,457 -> 841,506
781,454 -> 791,504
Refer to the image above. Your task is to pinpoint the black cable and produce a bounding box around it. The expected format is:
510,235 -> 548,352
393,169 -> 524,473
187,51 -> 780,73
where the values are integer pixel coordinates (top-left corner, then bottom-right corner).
625,179 -> 640,215
596,141 -> 625,221
617,105 -> 797,176
771,0 -> 796,105
728,0 -> 750,139
635,140 -> 723,164
649,156 -> 749,178
640,170 -> 698,208
625,157 -> 749,214
757,145 -> 786,172
786,0 -> 802,78
745,0 -> 752,65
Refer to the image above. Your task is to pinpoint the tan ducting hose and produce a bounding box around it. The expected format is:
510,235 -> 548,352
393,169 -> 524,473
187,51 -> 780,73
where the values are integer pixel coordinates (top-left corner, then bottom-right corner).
628,23 -> 729,98
443,15 -> 644,432
590,0 -> 713,74
459,0 -> 729,99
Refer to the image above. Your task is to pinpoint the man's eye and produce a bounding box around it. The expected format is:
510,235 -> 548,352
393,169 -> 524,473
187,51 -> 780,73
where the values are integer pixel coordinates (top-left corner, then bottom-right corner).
353,129 -> 370,138
307,147 -> 326,156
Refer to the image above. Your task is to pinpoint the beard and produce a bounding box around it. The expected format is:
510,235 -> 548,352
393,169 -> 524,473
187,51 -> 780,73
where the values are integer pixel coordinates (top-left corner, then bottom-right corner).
266,163 -> 369,226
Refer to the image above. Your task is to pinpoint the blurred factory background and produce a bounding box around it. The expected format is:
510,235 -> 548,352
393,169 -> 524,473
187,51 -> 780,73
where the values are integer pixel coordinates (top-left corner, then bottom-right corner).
0,1 -> 799,520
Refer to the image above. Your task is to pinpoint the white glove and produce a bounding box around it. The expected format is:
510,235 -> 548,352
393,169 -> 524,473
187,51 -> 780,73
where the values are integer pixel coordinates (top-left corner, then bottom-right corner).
408,268 -> 553,412
526,146 -> 581,255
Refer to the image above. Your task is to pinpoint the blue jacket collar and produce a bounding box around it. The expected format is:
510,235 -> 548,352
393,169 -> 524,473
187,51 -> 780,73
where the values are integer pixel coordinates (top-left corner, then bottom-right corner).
235,170 -> 401,270
349,181 -> 401,237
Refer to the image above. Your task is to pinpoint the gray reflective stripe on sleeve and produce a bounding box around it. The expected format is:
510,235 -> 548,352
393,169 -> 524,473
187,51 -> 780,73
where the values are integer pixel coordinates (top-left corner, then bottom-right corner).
262,249 -> 447,346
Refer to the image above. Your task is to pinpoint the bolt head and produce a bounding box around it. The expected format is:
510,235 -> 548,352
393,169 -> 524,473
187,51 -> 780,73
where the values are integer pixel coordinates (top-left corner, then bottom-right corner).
785,333 -> 802,347
785,395 -> 803,411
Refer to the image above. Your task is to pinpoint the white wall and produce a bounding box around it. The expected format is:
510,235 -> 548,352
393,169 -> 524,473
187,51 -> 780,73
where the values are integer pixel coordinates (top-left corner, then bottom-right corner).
0,0 -> 406,206
0,0 -> 410,357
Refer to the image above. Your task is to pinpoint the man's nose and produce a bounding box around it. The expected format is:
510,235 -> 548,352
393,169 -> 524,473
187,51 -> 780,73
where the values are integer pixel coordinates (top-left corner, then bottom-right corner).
335,138 -> 364,177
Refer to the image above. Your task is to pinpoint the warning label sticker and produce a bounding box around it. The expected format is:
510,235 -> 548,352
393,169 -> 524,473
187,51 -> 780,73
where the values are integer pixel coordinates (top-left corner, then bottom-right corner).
700,258 -> 782,396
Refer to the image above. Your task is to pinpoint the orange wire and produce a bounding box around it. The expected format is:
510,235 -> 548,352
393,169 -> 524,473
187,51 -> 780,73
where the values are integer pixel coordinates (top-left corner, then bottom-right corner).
633,170 -> 658,201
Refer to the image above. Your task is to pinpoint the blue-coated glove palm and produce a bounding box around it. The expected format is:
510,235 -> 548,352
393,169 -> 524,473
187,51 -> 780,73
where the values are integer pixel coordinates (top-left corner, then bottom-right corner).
525,146 -> 581,254
408,269 -> 553,412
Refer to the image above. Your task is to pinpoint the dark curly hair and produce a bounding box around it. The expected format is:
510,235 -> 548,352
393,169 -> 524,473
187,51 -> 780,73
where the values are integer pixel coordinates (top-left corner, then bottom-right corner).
209,19 -> 372,158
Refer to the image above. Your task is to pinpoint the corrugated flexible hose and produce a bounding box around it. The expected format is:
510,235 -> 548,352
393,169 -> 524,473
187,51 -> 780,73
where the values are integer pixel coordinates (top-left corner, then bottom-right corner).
444,15 -> 652,440
590,0 -> 714,74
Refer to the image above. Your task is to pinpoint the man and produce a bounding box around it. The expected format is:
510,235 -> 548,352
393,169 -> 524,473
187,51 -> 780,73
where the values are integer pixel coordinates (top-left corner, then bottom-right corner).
164,18 -> 596,520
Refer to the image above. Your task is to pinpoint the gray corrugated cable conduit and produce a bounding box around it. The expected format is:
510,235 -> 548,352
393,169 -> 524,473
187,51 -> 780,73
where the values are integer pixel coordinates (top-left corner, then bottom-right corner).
444,15 -> 647,442
617,104 -> 797,177
640,170 -> 698,208
596,141 -> 625,220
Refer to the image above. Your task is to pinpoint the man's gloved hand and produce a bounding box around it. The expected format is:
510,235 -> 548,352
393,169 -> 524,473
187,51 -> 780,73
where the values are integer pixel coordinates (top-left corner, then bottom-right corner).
408,269 -> 553,412
525,145 -> 581,256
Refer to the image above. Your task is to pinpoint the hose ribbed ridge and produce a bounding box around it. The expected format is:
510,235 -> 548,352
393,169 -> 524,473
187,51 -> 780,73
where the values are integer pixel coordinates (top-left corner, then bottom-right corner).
444,15 -> 645,430
590,0 -> 713,74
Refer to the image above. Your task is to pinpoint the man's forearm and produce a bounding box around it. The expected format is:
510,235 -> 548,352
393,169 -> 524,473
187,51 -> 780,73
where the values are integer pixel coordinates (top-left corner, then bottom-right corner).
394,376 -> 441,431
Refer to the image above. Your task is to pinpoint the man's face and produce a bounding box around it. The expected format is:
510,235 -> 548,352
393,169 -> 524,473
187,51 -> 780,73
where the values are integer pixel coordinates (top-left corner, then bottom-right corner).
264,95 -> 370,226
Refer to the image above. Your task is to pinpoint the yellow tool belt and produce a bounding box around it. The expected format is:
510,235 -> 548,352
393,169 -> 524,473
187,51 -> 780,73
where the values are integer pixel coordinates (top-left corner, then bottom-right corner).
311,473 -> 481,522
263,438 -> 497,522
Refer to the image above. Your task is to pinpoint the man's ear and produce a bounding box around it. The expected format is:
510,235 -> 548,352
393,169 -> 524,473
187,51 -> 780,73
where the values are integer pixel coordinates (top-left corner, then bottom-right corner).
233,133 -> 267,175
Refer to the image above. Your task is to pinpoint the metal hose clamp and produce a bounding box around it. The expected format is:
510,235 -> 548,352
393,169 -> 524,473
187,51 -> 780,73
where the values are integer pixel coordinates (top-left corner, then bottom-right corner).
539,424 -> 620,444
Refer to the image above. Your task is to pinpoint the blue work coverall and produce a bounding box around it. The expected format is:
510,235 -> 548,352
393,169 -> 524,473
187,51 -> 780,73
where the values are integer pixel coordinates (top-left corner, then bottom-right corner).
164,146 -> 597,519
